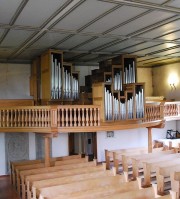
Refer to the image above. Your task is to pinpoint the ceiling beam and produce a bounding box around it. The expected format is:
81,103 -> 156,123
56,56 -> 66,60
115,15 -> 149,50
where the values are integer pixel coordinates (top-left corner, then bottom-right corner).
99,0 -> 180,14
0,0 -> 29,44
9,0 -> 85,59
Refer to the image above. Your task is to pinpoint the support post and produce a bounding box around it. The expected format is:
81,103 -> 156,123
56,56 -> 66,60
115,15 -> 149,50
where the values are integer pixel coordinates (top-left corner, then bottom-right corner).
147,127 -> 152,153
44,136 -> 51,167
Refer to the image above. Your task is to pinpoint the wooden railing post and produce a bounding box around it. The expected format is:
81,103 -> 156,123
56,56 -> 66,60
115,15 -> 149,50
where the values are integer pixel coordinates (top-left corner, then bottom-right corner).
44,135 -> 51,167
160,102 -> 165,120
50,106 -> 58,129
147,127 -> 152,153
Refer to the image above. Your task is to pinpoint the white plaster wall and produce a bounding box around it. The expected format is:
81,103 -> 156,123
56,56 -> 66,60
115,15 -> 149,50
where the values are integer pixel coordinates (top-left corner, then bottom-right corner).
0,133 -> 6,175
52,133 -> 69,157
97,121 -> 176,162
0,63 -> 32,175
0,63 -> 32,99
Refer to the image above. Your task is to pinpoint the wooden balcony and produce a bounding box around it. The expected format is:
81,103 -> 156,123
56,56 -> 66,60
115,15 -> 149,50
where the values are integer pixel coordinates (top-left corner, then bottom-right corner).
0,101 -> 179,134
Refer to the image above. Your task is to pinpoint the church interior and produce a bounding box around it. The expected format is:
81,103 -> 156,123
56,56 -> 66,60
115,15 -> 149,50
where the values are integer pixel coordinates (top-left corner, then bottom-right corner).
1,0 -> 180,198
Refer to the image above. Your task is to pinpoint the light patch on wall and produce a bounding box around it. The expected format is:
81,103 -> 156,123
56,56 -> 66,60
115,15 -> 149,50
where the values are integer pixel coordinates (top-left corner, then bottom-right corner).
168,72 -> 179,90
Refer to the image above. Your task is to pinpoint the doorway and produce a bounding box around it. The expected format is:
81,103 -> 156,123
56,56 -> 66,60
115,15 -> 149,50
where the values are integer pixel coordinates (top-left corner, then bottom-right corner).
68,132 -> 97,160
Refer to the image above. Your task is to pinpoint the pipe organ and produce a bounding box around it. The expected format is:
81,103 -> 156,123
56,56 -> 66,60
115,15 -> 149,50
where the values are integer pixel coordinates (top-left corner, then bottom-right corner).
92,55 -> 145,122
39,49 -> 79,104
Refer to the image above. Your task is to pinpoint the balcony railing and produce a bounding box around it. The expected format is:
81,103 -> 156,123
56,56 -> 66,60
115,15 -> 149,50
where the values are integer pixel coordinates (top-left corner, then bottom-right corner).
0,101 -> 179,133
0,105 -> 100,130
145,101 -> 180,122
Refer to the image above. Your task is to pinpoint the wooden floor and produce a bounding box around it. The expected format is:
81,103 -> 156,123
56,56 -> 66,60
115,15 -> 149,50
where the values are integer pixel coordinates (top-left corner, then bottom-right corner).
0,175 -> 20,199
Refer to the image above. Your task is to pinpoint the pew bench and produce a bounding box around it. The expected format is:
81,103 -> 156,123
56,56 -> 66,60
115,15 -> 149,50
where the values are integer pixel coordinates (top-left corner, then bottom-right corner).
20,160 -> 97,198
124,149 -> 176,181
105,147 -> 147,170
113,147 -> 165,174
31,169 -> 117,199
37,175 -> 125,199
23,164 -> 105,199
140,153 -> 180,187
11,154 -> 82,186
15,156 -> 90,195
155,163 -> 180,195
47,180 -> 140,199
169,170 -> 180,199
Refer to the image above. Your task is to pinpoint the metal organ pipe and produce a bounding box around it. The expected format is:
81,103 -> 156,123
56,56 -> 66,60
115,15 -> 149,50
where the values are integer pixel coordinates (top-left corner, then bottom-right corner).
51,55 -> 62,99
104,88 -> 113,120
120,101 -> 126,120
135,88 -> 144,118
72,76 -> 79,99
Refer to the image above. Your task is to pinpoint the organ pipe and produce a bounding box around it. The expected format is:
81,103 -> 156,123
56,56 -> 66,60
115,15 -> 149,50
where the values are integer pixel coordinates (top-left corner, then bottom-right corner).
104,88 -> 113,120
135,88 -> 144,118
124,61 -> 136,84
51,55 -> 62,99
51,54 -> 79,100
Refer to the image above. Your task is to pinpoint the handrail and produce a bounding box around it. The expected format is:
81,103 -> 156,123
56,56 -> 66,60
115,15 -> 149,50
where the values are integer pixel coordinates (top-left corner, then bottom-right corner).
145,101 -> 180,122
0,105 -> 100,130
0,102 -> 179,133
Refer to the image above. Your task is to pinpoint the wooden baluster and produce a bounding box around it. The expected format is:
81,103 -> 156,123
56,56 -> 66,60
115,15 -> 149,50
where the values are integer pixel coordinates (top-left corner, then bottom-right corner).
70,108 -> 72,127
78,108 -> 81,126
66,108 -> 68,127
86,108 -> 89,126
38,109 -> 41,127
29,109 -> 31,127
35,109 -> 38,126
18,109 -> 20,127
94,108 -> 97,126
47,110 -> 50,127
90,108 -> 93,126
42,109 -> 44,127
44,109 -> 47,127
74,108 -> 77,127
6,110 -> 9,127
25,109 -> 27,127
21,109 -> 24,127
61,108 -> 64,127
32,109 -> 34,127
14,110 -> 17,127
98,108 -> 100,126
82,108 -> 85,126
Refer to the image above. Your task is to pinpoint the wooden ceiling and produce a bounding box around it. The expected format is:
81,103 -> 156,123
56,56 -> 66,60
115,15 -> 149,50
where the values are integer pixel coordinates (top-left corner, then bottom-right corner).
1,0 -> 180,67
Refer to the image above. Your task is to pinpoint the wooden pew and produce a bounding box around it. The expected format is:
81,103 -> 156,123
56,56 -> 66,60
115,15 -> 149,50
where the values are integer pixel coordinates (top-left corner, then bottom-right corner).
105,147 -> 147,170
31,170 -> 117,199
11,154 -> 82,186
141,153 -> 180,187
95,187 -> 171,199
46,180 -> 140,199
16,156 -> 89,194
113,147 -> 170,175
54,156 -> 88,166
16,163 -> 48,193
20,160 -> 97,198
169,170 -> 180,199
37,175 -> 125,199
124,149 -> 176,181
51,186 -> 171,199
25,164 -> 106,199
11,159 -> 43,186
155,162 -> 180,195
